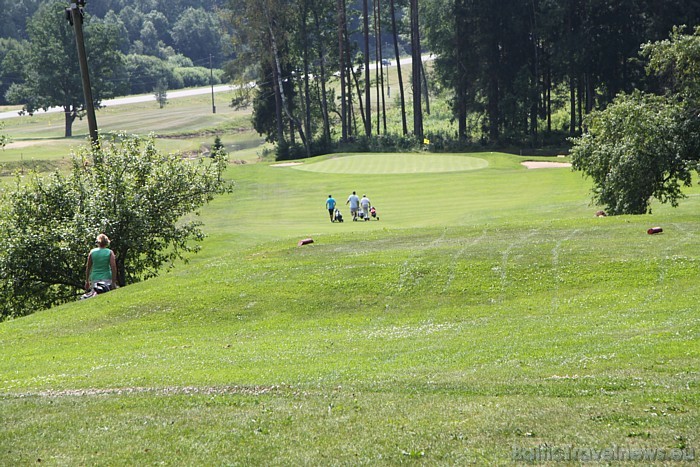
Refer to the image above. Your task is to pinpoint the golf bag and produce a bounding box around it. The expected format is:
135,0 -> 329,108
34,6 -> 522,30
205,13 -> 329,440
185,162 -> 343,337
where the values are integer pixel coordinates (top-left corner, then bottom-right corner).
80,281 -> 112,300
334,208 -> 344,222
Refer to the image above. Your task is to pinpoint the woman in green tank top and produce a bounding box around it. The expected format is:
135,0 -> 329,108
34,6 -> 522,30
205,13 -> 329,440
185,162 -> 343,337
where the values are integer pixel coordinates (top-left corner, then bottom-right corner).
85,233 -> 118,291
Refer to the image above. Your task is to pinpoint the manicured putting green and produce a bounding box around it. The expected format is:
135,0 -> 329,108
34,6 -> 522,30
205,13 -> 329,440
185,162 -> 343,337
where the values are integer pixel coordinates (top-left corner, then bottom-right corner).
287,153 -> 489,174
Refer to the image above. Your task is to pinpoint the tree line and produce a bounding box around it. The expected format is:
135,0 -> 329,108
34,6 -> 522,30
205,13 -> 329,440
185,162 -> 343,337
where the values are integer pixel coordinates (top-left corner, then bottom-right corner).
0,0 -> 231,135
1,0 -> 699,149
0,0 -> 230,65
226,0 -> 700,157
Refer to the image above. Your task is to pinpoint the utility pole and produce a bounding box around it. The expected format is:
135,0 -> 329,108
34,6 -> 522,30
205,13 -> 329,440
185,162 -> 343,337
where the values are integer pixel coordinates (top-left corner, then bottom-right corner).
210,54 -> 216,114
66,0 -> 98,145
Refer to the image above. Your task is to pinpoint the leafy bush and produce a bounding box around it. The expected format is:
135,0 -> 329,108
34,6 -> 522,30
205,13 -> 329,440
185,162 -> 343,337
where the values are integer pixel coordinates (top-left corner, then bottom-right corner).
126,54 -> 172,94
570,91 -> 694,214
0,134 -> 232,320
571,27 -> 700,215
175,66 -> 217,88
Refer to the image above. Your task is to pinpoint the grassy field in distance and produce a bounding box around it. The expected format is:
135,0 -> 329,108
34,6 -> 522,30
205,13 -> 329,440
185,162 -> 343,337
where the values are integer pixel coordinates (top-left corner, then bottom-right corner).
0,89 -> 267,169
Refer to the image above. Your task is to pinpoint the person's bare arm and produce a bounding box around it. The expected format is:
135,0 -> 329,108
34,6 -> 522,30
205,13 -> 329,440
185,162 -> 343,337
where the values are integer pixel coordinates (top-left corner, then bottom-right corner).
84,253 -> 92,290
110,252 -> 118,288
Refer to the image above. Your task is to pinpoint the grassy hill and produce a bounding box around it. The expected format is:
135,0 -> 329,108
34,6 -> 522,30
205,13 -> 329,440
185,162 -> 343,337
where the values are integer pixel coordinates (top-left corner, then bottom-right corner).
1,147 -> 698,464
0,89 -> 267,174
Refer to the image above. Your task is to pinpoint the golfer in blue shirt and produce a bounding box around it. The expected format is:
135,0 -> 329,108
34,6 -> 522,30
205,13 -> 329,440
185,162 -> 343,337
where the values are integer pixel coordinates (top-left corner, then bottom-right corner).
326,195 -> 337,222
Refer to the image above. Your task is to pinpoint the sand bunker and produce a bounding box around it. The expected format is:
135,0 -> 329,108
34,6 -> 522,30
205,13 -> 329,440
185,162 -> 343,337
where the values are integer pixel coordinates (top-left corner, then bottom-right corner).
271,162 -> 304,167
4,140 -> 42,149
522,161 -> 571,169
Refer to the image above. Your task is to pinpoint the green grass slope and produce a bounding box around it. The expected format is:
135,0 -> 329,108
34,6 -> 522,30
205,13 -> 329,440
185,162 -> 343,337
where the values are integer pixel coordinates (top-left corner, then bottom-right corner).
1,152 -> 698,465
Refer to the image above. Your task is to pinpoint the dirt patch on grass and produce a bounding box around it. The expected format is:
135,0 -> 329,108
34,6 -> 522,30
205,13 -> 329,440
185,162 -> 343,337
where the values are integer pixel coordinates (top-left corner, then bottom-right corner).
522,161 -> 572,169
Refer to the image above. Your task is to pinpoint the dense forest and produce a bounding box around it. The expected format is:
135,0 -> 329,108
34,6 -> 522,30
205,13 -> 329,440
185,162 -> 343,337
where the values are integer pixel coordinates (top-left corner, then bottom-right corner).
226,0 -> 700,155
1,0 -> 700,150
0,0 -> 231,108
